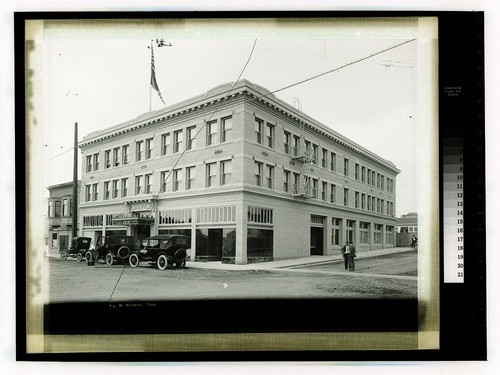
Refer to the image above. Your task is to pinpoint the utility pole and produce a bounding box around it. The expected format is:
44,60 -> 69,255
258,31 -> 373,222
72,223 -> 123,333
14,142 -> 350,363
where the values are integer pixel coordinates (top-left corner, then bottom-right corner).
72,122 -> 78,238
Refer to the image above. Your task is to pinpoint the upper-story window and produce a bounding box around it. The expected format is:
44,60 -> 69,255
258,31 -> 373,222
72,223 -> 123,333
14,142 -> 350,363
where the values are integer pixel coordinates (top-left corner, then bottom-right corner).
121,178 -> 128,197
265,164 -> 274,189
93,153 -> 99,171
174,130 -> 183,153
207,121 -> 217,146
376,173 -> 381,189
104,181 -> 110,200
305,140 -> 311,158
85,185 -> 91,202
161,133 -> 170,156
62,198 -> 70,216
86,155 -> 92,173
136,141 -> 144,162
135,175 -> 143,195
221,117 -> 232,143
254,161 -> 263,187
145,138 -> 153,159
206,162 -> 217,187
372,171 -> 376,186
187,126 -> 197,150
92,183 -> 98,201
312,144 -> 318,164
105,150 -> 111,169
160,171 -> 170,193
255,118 -> 263,144
265,123 -> 275,148
344,187 -> 349,206
361,166 -> 366,182
113,147 -> 120,167
321,181 -> 327,201
173,169 -> 183,192
355,191 -> 359,208
284,131 -> 291,155
344,158 -> 349,176
122,145 -> 129,165
367,168 -> 372,185
330,184 -> 336,203
355,163 -> 360,180
293,135 -> 300,157
221,160 -> 232,185
321,148 -> 327,168
145,173 -> 153,194
112,180 -> 119,199
330,152 -> 336,172
186,166 -> 196,190
380,174 -> 385,190
283,170 -> 290,192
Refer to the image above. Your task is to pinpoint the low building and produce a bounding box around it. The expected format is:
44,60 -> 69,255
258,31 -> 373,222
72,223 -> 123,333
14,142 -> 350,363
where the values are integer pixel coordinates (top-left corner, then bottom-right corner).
396,212 -> 418,247
78,80 -> 399,264
46,180 -> 80,254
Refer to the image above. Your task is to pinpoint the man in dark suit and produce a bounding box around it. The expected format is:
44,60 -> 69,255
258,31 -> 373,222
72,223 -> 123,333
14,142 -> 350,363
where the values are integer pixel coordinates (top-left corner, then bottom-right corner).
341,241 -> 357,271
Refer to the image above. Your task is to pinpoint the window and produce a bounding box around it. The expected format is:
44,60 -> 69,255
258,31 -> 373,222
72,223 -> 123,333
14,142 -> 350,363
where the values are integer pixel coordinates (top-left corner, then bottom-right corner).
121,178 -> 128,197
330,184 -> 336,203
113,147 -> 120,167
355,163 -> 359,180
122,145 -> 129,165
247,206 -> 273,224
367,195 -> 371,211
283,170 -> 290,193
312,178 -> 318,198
367,169 -> 372,185
344,158 -> 349,176
332,218 -> 341,246
104,181 -> 110,200
377,198 -> 381,213
145,173 -> 153,193
86,155 -> 92,173
85,185 -> 91,202
305,141 -> 311,158
381,199 -> 385,214
54,201 -> 61,217
372,171 -> 376,186
265,123 -> 275,148
293,135 -> 300,157
221,160 -> 232,185
293,173 -> 300,194
255,118 -> 263,144
160,171 -> 170,193
145,138 -> 153,159
92,183 -> 98,201
186,126 -> 196,150
254,162 -> 263,186
359,222 -> 370,243
377,173 -> 381,189
374,224 -> 383,244
93,153 -> 99,171
207,121 -> 217,146
135,175 -> 143,195
266,164 -> 274,189
186,166 -> 195,190
161,133 -> 170,156
355,191 -> 359,208
361,193 -> 366,209
361,166 -> 366,182
284,131 -> 291,154
312,144 -> 318,164
330,152 -> 336,171
174,130 -> 183,153
221,117 -> 232,142
136,141 -> 144,161
112,180 -> 119,199
173,169 -> 182,192
62,198 -> 69,216
372,196 -> 376,211
206,162 -> 217,187
381,174 -> 385,190
321,181 -> 327,201
105,150 -> 111,169
322,148 -> 328,168
344,187 -> 349,206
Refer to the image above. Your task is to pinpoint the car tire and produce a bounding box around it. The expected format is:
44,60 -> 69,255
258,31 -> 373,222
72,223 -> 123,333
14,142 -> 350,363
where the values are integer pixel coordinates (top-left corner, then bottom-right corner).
76,253 -> 83,262
117,246 -> 130,260
157,254 -> 168,270
174,248 -> 187,263
105,252 -> 114,267
61,252 -> 68,260
129,253 -> 140,268
85,251 -> 93,262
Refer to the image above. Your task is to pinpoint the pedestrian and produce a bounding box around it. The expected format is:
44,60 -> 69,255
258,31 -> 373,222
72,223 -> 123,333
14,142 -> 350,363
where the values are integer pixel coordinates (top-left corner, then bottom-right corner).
341,242 -> 350,270
411,235 -> 417,249
346,241 -> 356,271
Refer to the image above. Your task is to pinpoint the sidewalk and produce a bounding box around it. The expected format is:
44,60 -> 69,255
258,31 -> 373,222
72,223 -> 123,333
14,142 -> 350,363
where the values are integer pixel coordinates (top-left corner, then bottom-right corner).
185,246 -> 415,271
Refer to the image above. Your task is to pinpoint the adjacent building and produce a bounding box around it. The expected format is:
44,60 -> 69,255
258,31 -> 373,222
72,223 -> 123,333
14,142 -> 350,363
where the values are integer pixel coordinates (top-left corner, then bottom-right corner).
46,180 -> 80,254
78,80 -> 399,264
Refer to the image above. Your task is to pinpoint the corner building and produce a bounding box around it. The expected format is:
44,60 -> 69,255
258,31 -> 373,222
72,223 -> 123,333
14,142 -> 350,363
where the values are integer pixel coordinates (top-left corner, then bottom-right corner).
79,80 -> 399,265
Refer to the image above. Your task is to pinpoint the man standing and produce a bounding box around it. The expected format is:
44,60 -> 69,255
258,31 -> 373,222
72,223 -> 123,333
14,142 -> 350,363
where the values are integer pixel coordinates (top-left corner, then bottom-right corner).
341,242 -> 350,270
345,241 -> 356,271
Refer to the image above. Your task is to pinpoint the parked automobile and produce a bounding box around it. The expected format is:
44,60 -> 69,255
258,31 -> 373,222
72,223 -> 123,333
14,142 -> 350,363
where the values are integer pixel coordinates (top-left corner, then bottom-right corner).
129,235 -> 189,270
85,235 -> 135,266
61,236 -> 92,262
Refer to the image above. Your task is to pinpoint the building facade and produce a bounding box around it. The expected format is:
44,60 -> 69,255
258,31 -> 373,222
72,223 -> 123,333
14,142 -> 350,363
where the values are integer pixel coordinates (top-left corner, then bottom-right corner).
46,181 -> 80,254
79,80 -> 399,264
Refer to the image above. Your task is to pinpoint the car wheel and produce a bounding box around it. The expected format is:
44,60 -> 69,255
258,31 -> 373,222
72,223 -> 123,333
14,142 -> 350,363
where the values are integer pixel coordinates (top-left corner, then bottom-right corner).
157,254 -> 168,270
129,253 -> 140,268
76,253 -> 83,262
105,252 -> 114,267
85,251 -> 93,262
61,252 -> 68,260
117,246 -> 130,259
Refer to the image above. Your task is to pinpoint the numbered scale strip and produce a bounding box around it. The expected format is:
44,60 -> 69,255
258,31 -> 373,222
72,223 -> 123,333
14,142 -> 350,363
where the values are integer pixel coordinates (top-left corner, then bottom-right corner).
443,138 -> 464,283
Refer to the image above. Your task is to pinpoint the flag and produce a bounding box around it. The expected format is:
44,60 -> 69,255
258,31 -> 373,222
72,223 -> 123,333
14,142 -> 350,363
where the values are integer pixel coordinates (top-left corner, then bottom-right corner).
150,47 -> 165,104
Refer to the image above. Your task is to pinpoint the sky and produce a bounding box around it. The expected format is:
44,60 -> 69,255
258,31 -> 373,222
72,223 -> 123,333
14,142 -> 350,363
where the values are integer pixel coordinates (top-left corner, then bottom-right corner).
38,18 -> 419,217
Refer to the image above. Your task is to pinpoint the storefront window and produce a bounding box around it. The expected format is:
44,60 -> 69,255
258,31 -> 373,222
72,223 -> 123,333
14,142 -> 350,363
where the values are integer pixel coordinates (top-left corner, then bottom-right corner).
247,228 -> 273,258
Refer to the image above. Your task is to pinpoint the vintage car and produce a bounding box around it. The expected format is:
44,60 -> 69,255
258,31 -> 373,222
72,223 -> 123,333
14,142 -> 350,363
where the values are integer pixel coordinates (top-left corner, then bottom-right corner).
85,235 -> 135,267
129,235 -> 189,270
61,236 -> 92,262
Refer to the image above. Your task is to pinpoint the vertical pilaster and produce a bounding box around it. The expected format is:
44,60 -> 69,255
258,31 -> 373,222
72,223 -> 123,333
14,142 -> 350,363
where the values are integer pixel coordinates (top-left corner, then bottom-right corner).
235,204 -> 248,265
190,207 -> 197,261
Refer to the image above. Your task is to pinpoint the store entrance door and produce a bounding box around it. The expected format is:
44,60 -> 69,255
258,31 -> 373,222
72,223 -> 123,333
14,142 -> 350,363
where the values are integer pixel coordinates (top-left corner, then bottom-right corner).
310,227 -> 324,255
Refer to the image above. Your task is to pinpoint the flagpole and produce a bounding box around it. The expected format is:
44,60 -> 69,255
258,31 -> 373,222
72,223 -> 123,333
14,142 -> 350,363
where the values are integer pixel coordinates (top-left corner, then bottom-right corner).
149,40 -> 153,112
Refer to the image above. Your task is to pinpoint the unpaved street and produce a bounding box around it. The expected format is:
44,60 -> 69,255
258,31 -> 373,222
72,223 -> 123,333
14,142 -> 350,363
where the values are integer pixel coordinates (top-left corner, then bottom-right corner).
46,251 -> 417,303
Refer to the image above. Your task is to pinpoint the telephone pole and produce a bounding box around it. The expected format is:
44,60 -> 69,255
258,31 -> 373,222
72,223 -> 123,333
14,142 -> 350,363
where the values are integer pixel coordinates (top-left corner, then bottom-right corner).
72,122 -> 78,238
